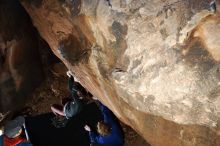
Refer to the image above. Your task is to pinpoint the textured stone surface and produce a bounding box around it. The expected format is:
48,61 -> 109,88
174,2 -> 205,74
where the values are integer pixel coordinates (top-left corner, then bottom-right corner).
0,0 -> 44,113
21,0 -> 220,145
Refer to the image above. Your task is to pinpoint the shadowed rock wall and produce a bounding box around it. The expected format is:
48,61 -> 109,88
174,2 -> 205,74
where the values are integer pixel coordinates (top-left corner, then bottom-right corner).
21,0 -> 220,145
0,0 -> 44,114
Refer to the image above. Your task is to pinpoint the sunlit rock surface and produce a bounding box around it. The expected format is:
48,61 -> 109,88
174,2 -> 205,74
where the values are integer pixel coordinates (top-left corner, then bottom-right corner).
21,0 -> 220,145
0,0 -> 44,113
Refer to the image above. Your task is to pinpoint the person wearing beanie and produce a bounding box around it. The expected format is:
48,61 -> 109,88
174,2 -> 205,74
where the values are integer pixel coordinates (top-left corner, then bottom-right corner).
0,116 -> 32,146
51,71 -> 90,119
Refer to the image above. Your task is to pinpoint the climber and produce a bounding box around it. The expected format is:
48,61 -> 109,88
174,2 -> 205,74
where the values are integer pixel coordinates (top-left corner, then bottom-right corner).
51,70 -> 90,119
84,101 -> 124,146
0,116 -> 32,146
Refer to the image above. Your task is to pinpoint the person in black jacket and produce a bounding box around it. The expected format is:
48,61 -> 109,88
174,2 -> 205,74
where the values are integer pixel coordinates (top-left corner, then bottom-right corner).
51,71 -> 89,119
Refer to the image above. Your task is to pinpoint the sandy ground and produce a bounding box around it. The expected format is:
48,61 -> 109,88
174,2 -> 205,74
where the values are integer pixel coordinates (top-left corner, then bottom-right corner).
23,63 -> 150,146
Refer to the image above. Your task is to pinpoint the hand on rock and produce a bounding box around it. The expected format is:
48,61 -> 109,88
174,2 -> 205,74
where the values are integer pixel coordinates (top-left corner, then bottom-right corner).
84,125 -> 91,132
66,71 -> 72,78
92,96 -> 98,100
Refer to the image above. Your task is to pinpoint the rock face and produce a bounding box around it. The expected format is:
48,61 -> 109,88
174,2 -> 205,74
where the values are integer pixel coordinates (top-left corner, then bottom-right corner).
21,0 -> 220,146
0,0 -> 44,113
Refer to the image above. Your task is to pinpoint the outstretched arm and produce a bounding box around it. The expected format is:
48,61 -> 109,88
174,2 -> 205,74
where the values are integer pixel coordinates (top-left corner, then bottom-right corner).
68,75 -> 74,91
85,125 -> 104,144
89,131 -> 99,143
89,131 -> 105,144
68,75 -> 80,98
67,71 -> 77,92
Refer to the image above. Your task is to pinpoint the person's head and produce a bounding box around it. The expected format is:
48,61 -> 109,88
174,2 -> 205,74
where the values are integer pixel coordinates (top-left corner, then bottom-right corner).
4,116 -> 25,138
97,121 -> 112,136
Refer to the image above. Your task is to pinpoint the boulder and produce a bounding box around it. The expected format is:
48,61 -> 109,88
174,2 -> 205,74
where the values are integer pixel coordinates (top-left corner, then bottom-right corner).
21,0 -> 220,145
